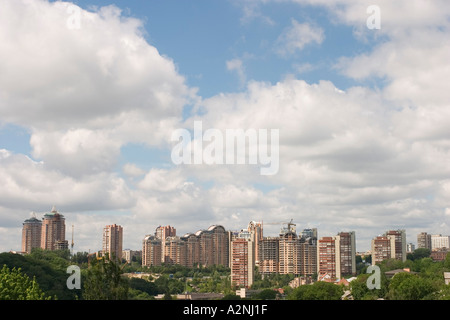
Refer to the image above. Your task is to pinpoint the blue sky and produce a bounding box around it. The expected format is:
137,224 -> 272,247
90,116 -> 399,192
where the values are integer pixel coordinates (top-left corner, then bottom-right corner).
1,0 -> 450,253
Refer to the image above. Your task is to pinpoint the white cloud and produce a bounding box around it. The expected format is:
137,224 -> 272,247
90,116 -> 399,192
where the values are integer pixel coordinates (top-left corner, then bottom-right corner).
1,0 -> 450,253
226,58 -> 247,87
275,19 -> 324,56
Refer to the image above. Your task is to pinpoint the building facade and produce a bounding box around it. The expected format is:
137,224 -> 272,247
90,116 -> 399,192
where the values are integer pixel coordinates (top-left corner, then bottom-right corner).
142,235 -> 162,267
41,206 -> 66,251
102,224 -> 123,261
417,232 -> 432,250
371,230 -> 406,265
21,214 -> 42,254
259,237 -> 279,276
431,234 -> 450,251
318,232 -> 356,280
230,230 -> 255,288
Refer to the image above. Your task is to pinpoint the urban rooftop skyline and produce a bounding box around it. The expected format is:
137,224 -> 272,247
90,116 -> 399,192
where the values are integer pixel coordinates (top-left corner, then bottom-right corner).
16,205 -> 450,255
1,1 -> 450,255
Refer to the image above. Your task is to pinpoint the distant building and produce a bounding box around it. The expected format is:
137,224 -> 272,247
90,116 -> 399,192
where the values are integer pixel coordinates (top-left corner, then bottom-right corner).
21,213 -> 42,254
406,243 -> 415,253
417,232 -> 432,250
318,231 -> 356,280
41,206 -> 66,251
142,235 -> 162,267
155,225 -> 176,263
431,234 -> 450,251
371,230 -> 406,265
123,249 -> 141,263
431,249 -> 450,261
259,237 -> 279,276
247,221 -> 263,265
230,229 -> 255,288
102,224 -> 123,261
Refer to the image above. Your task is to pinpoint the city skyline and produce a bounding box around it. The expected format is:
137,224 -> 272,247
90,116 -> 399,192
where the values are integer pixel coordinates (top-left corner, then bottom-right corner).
16,206 -> 450,256
1,1 -> 450,255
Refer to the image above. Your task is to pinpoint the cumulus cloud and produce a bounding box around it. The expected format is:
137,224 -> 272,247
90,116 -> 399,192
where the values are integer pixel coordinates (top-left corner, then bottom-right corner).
275,19 -> 324,56
1,0 -> 450,252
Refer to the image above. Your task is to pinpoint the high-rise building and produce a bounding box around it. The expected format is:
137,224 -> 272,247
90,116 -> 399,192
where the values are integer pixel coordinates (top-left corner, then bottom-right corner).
248,221 -> 263,265
371,236 -> 392,265
318,237 -> 338,280
431,234 -> 450,251
230,229 -> 255,288
259,237 -> 279,276
155,225 -> 176,263
181,232 -> 201,267
279,228 -> 300,275
317,231 -> 356,280
196,225 -> 229,267
21,213 -> 42,254
336,231 -> 356,276
41,206 -> 66,251
142,235 -> 162,267
102,224 -> 123,261
385,229 -> 406,262
298,234 -> 317,276
417,232 -> 432,250
371,229 -> 406,265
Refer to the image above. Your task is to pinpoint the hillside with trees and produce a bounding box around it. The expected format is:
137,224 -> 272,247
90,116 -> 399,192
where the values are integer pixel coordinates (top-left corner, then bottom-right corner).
1,248 -> 450,300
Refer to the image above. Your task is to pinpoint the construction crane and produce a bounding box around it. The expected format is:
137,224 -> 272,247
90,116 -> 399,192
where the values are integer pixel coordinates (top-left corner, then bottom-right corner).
263,219 -> 296,233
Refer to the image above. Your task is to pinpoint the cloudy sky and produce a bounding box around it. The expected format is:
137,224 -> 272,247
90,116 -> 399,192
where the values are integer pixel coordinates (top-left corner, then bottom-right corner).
1,0 -> 450,253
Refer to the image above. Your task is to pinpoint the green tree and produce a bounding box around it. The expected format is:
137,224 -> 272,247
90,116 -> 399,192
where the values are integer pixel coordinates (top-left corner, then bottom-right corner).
82,255 -> 128,300
0,265 -> 50,300
288,281 -> 343,300
254,288 -> 277,300
408,248 -> 431,261
388,272 -> 436,300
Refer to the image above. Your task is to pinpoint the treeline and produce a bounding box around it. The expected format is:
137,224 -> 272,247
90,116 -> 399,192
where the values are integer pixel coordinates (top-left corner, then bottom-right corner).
2,248 -> 450,300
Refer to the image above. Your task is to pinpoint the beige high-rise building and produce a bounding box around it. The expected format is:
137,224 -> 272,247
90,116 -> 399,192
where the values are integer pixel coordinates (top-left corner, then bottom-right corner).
279,229 -> 300,275
247,221 -> 263,265
22,213 -> 42,254
102,224 -> 123,261
41,206 -> 66,251
196,225 -> 229,267
164,236 -> 187,265
298,236 -> 317,276
155,225 -> 176,263
142,235 -> 162,267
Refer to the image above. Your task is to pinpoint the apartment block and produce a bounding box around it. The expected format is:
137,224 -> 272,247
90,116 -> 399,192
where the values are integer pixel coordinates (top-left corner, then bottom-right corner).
317,231 -> 356,280
21,214 -> 42,254
230,230 -> 255,288
142,235 -> 162,267
417,232 -> 432,250
41,206 -> 66,251
431,234 -> 450,251
102,224 -> 123,261
259,237 -> 279,276
371,229 -> 406,265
